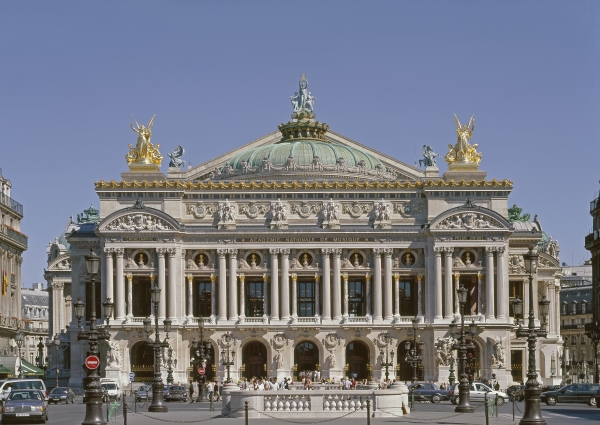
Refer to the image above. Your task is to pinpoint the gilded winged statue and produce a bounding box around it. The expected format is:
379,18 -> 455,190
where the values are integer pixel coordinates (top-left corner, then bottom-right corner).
445,114 -> 482,165
126,115 -> 163,166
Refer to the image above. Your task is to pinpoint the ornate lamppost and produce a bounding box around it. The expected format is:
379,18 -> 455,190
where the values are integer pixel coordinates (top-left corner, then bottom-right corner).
560,339 -> 570,384
448,285 -> 479,414
14,328 -> 24,379
511,245 -> 550,425
448,353 -> 456,387
380,334 -> 394,384
192,319 -> 208,402
584,321 -> 600,383
36,337 -> 47,376
142,283 -> 169,413
73,248 -> 114,425
404,318 -> 423,383
222,346 -> 235,384
166,344 -> 177,385
53,334 -> 60,388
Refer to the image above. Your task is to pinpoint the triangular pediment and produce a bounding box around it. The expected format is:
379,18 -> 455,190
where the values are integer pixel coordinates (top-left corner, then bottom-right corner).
167,128 -> 428,182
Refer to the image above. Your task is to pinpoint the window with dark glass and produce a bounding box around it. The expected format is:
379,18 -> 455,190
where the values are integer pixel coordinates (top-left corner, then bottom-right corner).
348,280 -> 365,317
399,280 -> 416,316
298,281 -> 315,317
246,280 -> 264,317
132,277 -> 152,317
194,280 -> 212,317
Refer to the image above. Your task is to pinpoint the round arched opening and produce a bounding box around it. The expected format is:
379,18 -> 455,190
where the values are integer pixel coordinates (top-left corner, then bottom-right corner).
189,341 -> 215,382
294,341 -> 319,381
397,340 -> 423,382
345,341 -> 370,381
130,341 -> 154,382
242,342 -> 267,380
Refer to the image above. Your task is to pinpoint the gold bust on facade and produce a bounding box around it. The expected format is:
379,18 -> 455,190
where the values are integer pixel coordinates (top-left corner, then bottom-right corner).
126,115 -> 163,170
445,114 -> 482,166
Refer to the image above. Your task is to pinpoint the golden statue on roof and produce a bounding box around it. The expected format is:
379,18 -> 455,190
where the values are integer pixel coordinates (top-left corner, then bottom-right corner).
126,115 -> 163,170
445,114 -> 482,166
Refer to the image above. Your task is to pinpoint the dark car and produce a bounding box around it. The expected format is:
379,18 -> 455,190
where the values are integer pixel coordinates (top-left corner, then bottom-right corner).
595,386 -> 600,408
83,387 -> 109,403
135,385 -> 153,402
540,383 -> 600,406
540,385 -> 560,393
48,387 -> 75,404
1,389 -> 48,423
407,382 -> 448,403
165,386 -> 188,402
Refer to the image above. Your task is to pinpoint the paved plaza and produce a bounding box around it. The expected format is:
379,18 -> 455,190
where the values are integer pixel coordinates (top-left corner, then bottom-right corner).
6,396 -> 598,425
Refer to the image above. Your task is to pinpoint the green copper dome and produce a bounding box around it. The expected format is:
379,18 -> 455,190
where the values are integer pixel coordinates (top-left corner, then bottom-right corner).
225,140 -> 386,171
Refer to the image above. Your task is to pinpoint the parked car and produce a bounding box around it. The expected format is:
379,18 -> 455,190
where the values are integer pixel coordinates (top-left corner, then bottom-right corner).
101,383 -> 120,401
83,387 -> 109,403
540,383 -> 600,406
165,386 -> 188,402
135,385 -> 153,402
407,382 -> 448,403
540,385 -> 560,393
595,385 -> 600,408
1,389 -> 48,424
449,383 -> 508,406
48,387 -> 75,404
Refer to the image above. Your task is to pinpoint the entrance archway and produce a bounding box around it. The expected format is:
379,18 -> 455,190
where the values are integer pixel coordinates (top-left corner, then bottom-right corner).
294,341 -> 319,381
345,341 -> 369,380
397,340 -> 423,382
130,341 -> 154,382
465,340 -> 482,381
189,341 -> 215,382
242,342 -> 267,380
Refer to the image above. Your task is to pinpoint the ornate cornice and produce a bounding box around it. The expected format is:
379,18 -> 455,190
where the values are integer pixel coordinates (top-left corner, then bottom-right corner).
95,178 -> 513,190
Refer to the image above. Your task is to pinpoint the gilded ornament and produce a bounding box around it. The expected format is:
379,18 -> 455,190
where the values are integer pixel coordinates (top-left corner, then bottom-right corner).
126,115 -> 163,169
445,114 -> 482,166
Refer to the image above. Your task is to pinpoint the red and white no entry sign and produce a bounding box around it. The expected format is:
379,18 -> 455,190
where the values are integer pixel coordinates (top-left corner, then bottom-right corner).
85,355 -> 100,370
198,367 -> 206,375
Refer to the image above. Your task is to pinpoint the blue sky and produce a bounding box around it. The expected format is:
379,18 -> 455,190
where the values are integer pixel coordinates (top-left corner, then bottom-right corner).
1,1 -> 599,286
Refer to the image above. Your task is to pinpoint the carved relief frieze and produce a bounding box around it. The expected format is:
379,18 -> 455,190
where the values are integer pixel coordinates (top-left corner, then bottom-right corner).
509,254 -> 526,274
105,214 -> 173,231
240,202 -> 269,219
217,200 -> 237,229
342,202 -> 371,218
291,202 -> 321,218
435,212 -> 502,230
186,203 -> 216,219
393,201 -> 425,217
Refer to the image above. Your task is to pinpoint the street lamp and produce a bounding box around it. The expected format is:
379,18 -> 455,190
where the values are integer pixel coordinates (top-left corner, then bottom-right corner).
379,334 -> 394,385
448,285 -> 478,413
404,318 -> 423,383
448,353 -> 456,387
512,245 -> 550,425
36,337 -> 47,374
561,339 -> 571,384
143,283 -> 168,412
221,346 -> 235,384
192,319 -> 208,402
584,321 -> 600,383
53,334 -> 60,389
74,248 -> 112,425
15,328 -> 24,379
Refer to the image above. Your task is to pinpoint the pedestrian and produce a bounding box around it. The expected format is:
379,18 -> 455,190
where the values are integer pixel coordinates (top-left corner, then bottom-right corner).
494,382 -> 500,391
189,383 -> 194,402
207,381 -> 214,400
214,381 -> 221,401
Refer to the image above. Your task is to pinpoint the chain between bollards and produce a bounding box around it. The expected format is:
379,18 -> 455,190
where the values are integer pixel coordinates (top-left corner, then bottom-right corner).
245,401 -> 249,425
366,398 -> 371,425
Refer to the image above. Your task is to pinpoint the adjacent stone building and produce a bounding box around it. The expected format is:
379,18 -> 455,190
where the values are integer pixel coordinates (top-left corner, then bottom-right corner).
21,283 -> 49,369
66,77 -> 563,390
0,168 -> 27,357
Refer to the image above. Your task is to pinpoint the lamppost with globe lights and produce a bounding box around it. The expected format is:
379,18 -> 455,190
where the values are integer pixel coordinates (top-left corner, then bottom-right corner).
142,284 -> 170,413
222,346 -> 235,384
14,328 -> 24,379
166,345 -> 177,385
404,318 -> 423,383
560,339 -> 571,385
380,334 -> 394,384
448,285 -> 479,414
448,353 -> 456,387
510,245 -> 550,425
53,334 -> 60,388
73,248 -> 114,425
191,319 -> 208,402
584,321 -> 600,383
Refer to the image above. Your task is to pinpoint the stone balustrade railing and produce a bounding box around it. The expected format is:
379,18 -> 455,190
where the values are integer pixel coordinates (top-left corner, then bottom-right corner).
222,383 -> 409,418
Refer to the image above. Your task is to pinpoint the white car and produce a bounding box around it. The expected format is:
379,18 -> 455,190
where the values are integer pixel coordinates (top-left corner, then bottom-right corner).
449,382 -> 508,406
99,379 -> 121,401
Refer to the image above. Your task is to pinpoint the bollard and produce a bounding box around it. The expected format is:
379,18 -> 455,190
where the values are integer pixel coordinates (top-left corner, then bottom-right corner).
123,392 -> 128,425
484,392 -> 489,425
210,393 -> 214,411
512,394 -> 515,421
495,393 -> 498,418
411,387 -> 415,410
366,398 -> 371,425
245,401 -> 249,425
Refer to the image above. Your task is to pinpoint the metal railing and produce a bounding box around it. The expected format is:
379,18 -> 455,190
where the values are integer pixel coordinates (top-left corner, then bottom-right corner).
0,224 -> 28,246
0,193 -> 23,216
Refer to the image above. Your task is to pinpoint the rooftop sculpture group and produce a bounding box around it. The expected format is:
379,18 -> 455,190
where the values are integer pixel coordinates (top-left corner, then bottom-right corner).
290,74 -> 316,120
445,114 -> 482,166
126,115 -> 163,167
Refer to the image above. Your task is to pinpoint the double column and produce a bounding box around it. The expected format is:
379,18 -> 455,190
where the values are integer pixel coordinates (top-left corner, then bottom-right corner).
103,248 -> 114,320
443,247 -> 453,319
217,249 -> 228,322
269,248 -> 290,322
321,249 -> 331,321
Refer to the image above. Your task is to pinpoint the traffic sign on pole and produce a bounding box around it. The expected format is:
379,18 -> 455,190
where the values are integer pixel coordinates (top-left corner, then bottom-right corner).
198,367 -> 205,375
129,372 -> 135,382
85,355 -> 100,370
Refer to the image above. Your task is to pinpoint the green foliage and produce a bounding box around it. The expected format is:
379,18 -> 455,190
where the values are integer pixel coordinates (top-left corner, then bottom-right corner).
508,204 -> 530,222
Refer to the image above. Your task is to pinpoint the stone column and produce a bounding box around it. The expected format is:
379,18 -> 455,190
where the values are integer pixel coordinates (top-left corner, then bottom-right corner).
393,273 -> 400,319
365,274 -> 372,317
103,249 -> 114,318
321,249 -> 331,321
477,272 -> 483,316
547,282 -> 555,334
485,247 -> 495,320
126,274 -> 133,318
443,248 -> 453,319
314,273 -> 320,317
210,274 -> 217,321
228,249 -> 238,321
373,248 -> 383,321
383,249 -> 393,321
453,272 -> 461,315
186,275 -> 193,318
167,248 -> 177,320
496,247 -> 506,321
270,249 -> 280,320
217,249 -> 228,322
157,248 -> 167,319
238,274 -> 246,320
291,274 -> 298,318
342,273 -> 349,318
417,274 -> 423,317
280,249 -> 290,320
115,248 -> 125,321
332,249 -> 342,321
51,282 -> 65,333
554,284 -> 561,336
434,248 -> 443,321
262,274 -> 269,317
